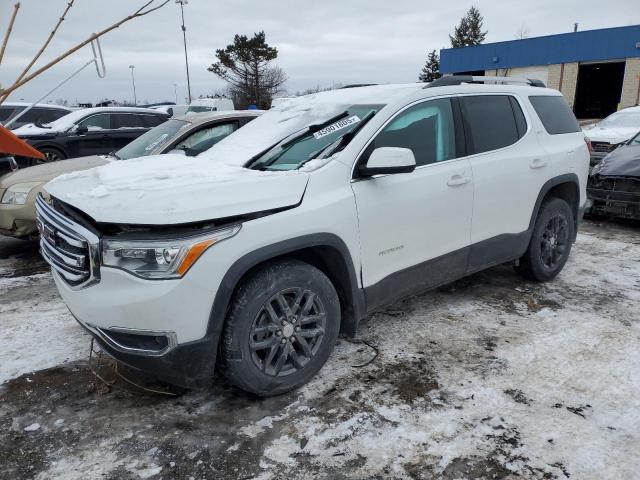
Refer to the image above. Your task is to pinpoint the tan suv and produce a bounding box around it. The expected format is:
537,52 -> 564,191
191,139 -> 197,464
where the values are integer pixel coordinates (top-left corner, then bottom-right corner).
0,110 -> 260,238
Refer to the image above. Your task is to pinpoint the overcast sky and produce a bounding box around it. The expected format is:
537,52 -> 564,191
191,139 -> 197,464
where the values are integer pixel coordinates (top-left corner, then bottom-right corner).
0,0 -> 638,105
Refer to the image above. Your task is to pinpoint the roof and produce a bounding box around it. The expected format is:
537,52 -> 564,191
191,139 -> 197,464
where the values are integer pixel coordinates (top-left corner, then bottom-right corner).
173,110 -> 263,125
441,24 -> 640,73
0,102 -> 72,110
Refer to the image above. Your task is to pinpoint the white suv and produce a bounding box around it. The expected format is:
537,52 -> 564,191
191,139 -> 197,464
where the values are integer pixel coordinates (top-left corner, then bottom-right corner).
37,77 -> 589,396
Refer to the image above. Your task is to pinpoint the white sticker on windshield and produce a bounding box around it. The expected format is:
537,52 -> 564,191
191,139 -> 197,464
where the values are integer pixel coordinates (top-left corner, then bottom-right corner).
144,133 -> 169,151
313,115 -> 361,140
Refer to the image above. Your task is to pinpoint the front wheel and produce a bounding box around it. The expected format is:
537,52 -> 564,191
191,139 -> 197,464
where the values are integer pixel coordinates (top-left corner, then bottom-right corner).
220,259 -> 341,396
39,147 -> 66,163
515,197 -> 575,282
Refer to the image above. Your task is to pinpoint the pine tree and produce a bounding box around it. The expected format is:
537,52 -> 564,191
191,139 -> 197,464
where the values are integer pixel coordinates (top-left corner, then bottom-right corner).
449,6 -> 487,48
418,50 -> 441,83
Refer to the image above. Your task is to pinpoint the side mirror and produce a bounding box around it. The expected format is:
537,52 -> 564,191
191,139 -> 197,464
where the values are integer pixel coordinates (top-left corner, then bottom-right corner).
358,147 -> 416,177
74,125 -> 89,134
0,156 -> 18,176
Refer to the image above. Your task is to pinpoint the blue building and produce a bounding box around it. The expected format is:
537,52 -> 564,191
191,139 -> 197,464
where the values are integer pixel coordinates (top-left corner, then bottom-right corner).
440,25 -> 640,119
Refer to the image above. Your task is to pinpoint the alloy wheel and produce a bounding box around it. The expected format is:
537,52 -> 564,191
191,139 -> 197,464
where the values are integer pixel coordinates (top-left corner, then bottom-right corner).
249,287 -> 326,377
539,213 -> 569,269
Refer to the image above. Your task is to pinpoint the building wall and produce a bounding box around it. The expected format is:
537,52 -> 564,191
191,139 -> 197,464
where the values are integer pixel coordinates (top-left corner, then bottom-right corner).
620,58 -> 640,109
558,63 -> 580,109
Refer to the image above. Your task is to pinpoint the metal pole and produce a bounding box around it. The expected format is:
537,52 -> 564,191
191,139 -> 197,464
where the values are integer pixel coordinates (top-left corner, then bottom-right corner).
178,1 -> 192,103
129,65 -> 137,106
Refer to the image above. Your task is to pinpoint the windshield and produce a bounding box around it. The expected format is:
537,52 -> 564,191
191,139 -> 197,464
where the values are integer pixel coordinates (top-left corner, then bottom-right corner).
247,104 -> 382,171
115,119 -> 190,159
599,111 -> 640,129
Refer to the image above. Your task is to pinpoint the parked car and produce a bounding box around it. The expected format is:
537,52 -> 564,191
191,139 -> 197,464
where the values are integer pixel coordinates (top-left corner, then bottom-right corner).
151,105 -> 189,117
0,102 -> 73,130
12,107 -> 169,166
187,97 -> 234,113
37,78 -> 589,395
586,130 -> 640,220
583,106 -> 640,165
0,111 -> 261,238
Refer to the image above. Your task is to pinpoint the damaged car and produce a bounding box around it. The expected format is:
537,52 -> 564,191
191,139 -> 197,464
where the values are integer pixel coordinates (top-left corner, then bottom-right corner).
583,106 -> 640,165
36,79 -> 589,396
587,130 -> 640,220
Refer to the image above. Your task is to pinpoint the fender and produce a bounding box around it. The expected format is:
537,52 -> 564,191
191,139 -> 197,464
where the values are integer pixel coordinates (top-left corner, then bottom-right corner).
528,173 -> 580,238
205,232 -> 366,349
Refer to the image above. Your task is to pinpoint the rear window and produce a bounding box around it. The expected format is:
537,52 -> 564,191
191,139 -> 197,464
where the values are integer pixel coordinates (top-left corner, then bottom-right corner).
0,106 -> 16,122
461,95 -> 525,154
529,96 -> 580,135
112,113 -> 146,129
142,115 -> 166,127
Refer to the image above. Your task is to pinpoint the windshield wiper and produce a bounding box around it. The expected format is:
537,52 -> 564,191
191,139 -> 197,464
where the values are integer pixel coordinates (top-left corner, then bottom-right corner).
298,110 -> 377,169
108,150 -> 121,160
247,111 -> 350,170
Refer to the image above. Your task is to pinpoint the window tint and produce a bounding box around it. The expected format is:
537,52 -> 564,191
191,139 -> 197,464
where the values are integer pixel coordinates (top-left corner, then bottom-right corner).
112,113 -> 146,129
19,108 -> 67,124
0,106 -> 17,122
174,122 -> 237,156
461,95 -> 522,154
529,96 -> 580,135
77,114 -> 111,130
369,98 -> 456,167
142,115 -> 166,127
509,97 -> 527,137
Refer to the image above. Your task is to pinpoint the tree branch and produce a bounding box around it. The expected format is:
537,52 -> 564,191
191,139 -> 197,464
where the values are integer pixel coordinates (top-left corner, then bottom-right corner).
0,2 -> 20,68
0,0 -> 75,104
0,0 -> 169,99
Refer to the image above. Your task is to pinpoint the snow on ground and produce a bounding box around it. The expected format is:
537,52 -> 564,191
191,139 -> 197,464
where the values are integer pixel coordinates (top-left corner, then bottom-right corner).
1,220 -> 639,479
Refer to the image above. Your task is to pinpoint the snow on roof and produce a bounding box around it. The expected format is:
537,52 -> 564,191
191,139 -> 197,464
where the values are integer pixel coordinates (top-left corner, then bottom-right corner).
0,102 -> 72,110
201,84 -> 423,166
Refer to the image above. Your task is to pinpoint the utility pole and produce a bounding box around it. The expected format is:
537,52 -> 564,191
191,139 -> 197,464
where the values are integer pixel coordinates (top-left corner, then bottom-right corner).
129,64 -> 137,106
176,0 -> 192,104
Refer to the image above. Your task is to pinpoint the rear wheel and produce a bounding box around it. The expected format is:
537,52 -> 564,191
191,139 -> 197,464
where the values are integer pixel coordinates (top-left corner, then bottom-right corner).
39,147 -> 66,163
515,197 -> 575,282
220,259 -> 340,396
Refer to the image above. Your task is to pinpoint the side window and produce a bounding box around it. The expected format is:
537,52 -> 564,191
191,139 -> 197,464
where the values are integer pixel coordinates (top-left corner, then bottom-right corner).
368,98 -> 457,167
529,96 -> 580,135
143,115 -> 166,128
0,107 -> 16,122
174,122 -> 237,156
112,113 -> 146,129
77,113 -> 111,130
461,95 -> 523,154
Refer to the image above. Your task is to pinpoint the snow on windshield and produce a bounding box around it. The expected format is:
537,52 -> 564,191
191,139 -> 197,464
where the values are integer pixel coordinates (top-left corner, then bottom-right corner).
199,84 -> 421,167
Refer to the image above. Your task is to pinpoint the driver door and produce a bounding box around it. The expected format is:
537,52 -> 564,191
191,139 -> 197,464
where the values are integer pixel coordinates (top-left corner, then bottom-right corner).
66,113 -> 113,157
351,97 -> 473,310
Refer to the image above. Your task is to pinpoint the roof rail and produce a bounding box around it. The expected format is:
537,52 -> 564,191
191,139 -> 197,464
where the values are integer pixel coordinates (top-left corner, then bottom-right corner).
425,75 -> 546,88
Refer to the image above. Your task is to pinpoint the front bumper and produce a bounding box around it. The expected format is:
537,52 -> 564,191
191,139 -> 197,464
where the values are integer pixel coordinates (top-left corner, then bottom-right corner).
0,199 -> 39,238
587,188 -> 640,220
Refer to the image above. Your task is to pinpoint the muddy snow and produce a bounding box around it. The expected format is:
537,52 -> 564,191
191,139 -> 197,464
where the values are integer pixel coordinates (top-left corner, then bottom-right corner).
1,220 -> 639,480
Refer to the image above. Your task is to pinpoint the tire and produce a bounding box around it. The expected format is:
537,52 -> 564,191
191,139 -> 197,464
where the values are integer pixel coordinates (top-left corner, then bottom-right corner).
220,259 -> 341,396
39,147 -> 66,163
515,197 -> 575,282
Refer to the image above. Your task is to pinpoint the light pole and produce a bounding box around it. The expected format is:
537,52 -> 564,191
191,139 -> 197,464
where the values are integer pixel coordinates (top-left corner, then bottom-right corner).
175,0 -> 192,104
129,65 -> 137,106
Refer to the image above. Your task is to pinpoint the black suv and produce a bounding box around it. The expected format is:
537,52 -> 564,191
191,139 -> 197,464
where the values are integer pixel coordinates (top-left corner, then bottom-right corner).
14,107 -> 169,165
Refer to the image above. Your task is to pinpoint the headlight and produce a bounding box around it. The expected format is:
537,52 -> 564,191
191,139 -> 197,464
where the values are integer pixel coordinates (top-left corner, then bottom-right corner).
1,182 -> 42,205
101,224 -> 241,279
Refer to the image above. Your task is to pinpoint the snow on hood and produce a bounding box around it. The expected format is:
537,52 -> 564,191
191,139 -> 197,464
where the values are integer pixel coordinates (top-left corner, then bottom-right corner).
44,154 -> 309,225
43,84 -> 420,225
582,126 -> 639,145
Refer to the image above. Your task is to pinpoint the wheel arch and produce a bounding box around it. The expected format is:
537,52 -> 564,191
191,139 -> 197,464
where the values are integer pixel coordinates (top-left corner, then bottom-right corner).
33,143 -> 68,160
206,233 -> 365,354
529,173 -> 580,240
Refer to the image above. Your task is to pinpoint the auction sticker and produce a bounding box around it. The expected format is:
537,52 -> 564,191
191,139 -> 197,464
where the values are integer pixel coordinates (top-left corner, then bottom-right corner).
313,115 -> 361,139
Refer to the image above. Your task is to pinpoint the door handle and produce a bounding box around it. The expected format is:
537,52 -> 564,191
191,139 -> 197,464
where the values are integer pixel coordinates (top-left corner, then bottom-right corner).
530,158 -> 548,169
447,174 -> 470,187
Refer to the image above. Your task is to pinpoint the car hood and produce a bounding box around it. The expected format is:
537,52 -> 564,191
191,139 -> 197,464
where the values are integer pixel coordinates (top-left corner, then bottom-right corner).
44,154 -> 310,225
0,155 -> 110,188
593,145 -> 640,178
583,126 -> 639,145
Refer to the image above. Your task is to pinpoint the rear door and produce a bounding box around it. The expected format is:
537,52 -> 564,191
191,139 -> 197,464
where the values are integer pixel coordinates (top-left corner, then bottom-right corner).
351,97 -> 473,310
110,113 -> 150,150
459,94 -> 546,270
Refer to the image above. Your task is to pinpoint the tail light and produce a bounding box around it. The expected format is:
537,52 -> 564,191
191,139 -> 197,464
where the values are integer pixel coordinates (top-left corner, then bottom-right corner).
584,137 -> 593,154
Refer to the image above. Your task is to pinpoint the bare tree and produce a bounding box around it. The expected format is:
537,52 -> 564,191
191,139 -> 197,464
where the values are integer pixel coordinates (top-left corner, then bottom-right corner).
515,24 -> 530,40
0,0 -> 169,103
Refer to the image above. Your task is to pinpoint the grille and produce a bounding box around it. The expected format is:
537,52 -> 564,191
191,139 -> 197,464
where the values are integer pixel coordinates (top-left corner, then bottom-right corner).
35,195 -> 100,288
590,142 -> 617,153
589,177 -> 640,194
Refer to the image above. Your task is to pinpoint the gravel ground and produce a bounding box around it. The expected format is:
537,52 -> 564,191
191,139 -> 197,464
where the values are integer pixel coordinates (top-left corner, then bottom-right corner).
0,219 -> 639,480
